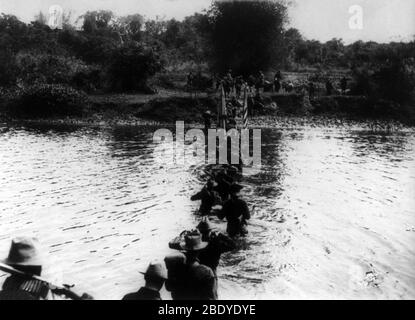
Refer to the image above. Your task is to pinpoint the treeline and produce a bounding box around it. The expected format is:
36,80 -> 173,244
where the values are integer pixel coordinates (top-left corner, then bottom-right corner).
0,0 -> 414,121
0,12 -> 162,92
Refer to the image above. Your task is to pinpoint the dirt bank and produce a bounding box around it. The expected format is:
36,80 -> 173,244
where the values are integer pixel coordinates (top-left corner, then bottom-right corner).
1,90 -> 413,128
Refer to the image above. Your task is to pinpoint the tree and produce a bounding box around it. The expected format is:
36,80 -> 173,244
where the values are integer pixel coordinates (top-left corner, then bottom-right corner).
80,11 -> 116,36
34,12 -> 48,25
282,28 -> 303,67
107,41 -> 162,92
207,0 -> 288,76
351,41 -> 415,105
0,14 -> 28,86
114,14 -> 144,42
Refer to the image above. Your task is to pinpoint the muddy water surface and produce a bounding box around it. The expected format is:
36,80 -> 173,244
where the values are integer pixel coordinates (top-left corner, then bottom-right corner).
0,123 -> 414,299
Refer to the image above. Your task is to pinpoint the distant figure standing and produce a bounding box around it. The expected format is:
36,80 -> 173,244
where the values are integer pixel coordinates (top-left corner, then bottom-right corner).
326,79 -> 334,96
218,184 -> 251,237
203,110 -> 212,132
340,77 -> 347,95
256,71 -> 265,94
274,73 -> 281,93
308,82 -> 315,99
122,262 -> 167,300
235,76 -> 244,98
187,71 -> 194,89
214,74 -> 221,91
247,74 -> 256,90
223,69 -> 233,97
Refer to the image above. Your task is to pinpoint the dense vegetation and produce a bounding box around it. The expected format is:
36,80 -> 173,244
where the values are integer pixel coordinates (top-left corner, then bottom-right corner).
0,0 -> 414,121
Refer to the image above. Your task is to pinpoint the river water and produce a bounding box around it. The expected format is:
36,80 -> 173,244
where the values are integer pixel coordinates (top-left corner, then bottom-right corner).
0,122 -> 414,300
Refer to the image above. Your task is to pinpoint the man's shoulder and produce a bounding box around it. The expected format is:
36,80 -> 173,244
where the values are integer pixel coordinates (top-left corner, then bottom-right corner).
122,288 -> 161,301
190,263 -> 215,279
236,198 -> 248,206
122,292 -> 140,300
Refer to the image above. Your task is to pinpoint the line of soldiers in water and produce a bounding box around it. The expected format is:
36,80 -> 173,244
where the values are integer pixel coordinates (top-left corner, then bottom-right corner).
124,166 -> 249,300
0,166 -> 249,300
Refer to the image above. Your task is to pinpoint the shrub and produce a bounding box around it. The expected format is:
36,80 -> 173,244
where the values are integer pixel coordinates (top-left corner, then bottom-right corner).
71,64 -> 102,92
15,52 -> 102,91
351,58 -> 415,104
5,84 -> 89,118
0,51 -> 18,87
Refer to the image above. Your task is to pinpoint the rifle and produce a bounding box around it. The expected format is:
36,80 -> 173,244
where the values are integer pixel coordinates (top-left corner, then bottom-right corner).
0,262 -> 92,300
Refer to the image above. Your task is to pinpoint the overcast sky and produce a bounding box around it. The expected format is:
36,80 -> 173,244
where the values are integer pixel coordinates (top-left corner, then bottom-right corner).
0,0 -> 414,43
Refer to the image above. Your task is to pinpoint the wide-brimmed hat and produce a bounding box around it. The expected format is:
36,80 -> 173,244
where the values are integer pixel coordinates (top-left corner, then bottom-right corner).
180,233 -> 208,251
229,183 -> 244,194
2,237 -> 43,267
140,262 -> 167,280
197,218 -> 213,233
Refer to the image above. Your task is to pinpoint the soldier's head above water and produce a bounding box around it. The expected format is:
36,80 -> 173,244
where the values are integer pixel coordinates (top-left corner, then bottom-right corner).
180,231 -> 208,262
140,262 -> 167,292
197,217 -> 213,238
229,183 -> 244,198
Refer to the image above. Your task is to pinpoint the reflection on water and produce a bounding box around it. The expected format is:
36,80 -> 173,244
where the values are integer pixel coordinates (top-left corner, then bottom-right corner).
0,123 -> 414,299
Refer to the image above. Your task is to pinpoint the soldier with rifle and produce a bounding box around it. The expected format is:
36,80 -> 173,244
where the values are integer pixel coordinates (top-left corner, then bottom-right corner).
218,184 -> 251,237
191,179 -> 221,216
0,237 -> 93,300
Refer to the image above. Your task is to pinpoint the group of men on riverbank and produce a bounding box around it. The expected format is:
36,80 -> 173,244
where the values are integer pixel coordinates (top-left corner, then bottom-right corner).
189,69 -> 350,101
0,166 -> 250,300
218,70 -> 282,98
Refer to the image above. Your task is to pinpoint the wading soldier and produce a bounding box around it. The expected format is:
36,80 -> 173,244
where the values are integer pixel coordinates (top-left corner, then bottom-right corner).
164,252 -> 187,300
167,232 -> 217,300
214,170 -> 234,201
218,184 -> 251,237
191,179 -> 221,215
180,232 -> 217,300
196,218 -> 236,274
169,219 -> 236,275
122,262 -> 167,300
